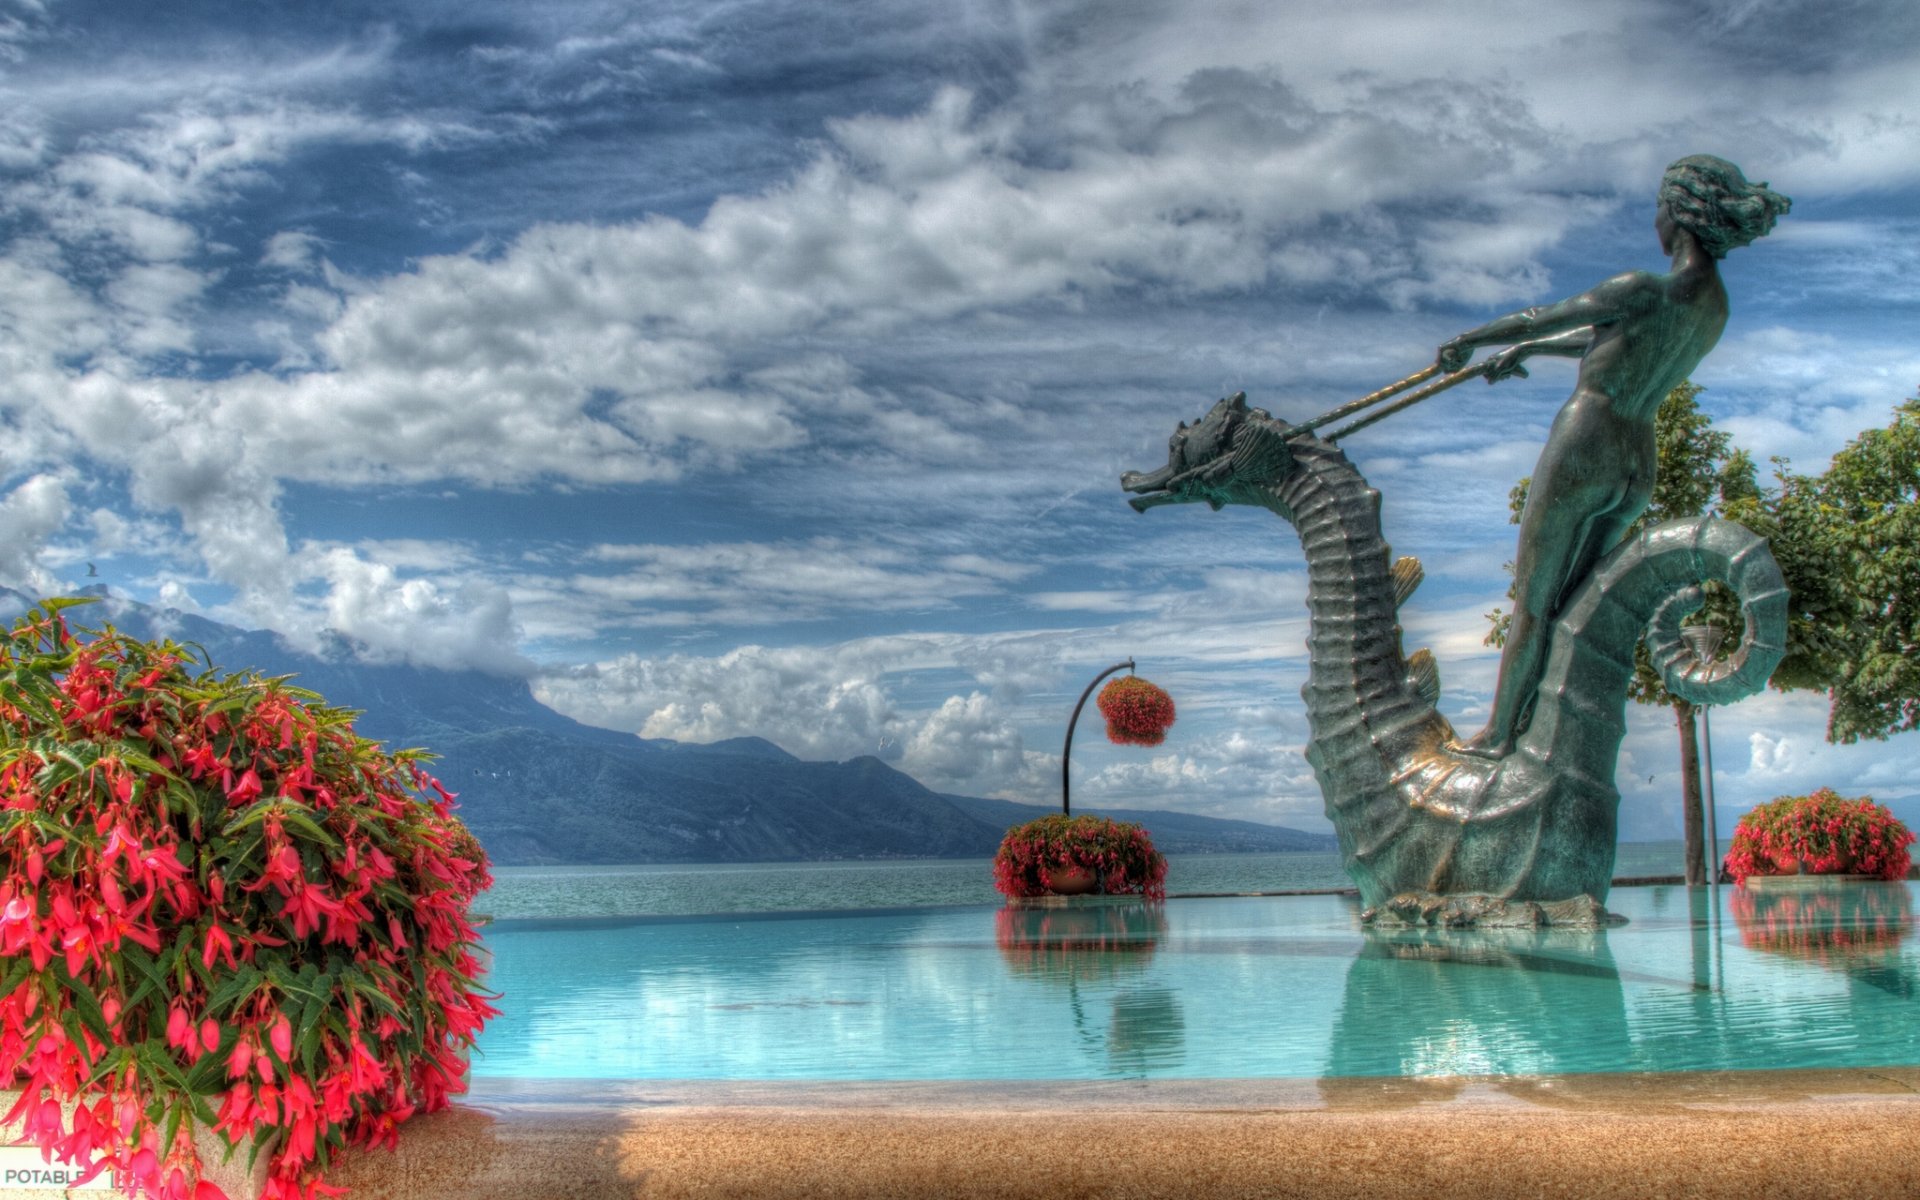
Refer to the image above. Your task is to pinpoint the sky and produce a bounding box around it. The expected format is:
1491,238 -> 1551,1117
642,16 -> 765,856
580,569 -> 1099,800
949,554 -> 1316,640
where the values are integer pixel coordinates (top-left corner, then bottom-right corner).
2,0 -> 1918,841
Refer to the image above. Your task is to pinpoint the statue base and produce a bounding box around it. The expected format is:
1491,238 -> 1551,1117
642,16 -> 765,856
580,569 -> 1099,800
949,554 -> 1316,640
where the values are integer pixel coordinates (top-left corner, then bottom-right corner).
1361,891 -> 1623,929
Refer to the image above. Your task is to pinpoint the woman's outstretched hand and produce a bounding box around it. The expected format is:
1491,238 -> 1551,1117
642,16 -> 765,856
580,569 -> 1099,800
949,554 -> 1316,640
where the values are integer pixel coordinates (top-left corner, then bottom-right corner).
1484,345 -> 1530,383
1437,337 -> 1474,373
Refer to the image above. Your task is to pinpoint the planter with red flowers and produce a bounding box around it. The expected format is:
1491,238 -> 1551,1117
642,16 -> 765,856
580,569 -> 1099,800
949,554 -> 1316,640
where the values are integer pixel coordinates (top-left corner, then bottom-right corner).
993,814 -> 1168,902
1724,788 -> 1915,887
0,600 -> 496,1200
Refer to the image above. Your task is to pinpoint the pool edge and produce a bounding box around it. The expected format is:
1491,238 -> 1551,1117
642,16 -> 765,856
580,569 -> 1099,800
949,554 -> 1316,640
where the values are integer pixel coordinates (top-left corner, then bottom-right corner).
321,1067 -> 1920,1198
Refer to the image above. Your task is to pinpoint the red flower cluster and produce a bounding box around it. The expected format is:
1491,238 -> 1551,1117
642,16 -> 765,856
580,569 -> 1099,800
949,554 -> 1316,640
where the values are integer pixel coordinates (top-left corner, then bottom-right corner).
0,602 -> 496,1200
992,815 -> 1167,900
1096,677 -> 1176,746
1729,884 -> 1911,963
1724,788 -> 1915,884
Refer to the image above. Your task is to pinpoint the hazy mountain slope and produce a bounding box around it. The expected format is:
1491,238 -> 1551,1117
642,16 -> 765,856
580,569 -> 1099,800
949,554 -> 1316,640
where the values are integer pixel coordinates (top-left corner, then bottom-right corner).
940,793 -> 1336,853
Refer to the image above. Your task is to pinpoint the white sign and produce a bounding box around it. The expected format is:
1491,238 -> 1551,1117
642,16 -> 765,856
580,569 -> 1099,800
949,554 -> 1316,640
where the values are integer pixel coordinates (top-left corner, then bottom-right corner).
0,1145 -> 115,1191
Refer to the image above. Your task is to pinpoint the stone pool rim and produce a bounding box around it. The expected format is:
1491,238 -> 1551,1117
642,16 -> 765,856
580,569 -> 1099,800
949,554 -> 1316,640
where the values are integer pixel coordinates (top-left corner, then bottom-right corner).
313,1066 -> 1920,1199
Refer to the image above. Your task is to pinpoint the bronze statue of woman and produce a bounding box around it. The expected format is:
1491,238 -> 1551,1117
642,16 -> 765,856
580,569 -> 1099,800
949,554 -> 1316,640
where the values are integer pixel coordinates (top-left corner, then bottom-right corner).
1437,155 -> 1790,757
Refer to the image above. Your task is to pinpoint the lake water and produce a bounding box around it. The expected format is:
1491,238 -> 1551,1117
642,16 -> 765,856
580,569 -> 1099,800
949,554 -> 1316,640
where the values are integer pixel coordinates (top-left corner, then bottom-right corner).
479,842 -> 1718,920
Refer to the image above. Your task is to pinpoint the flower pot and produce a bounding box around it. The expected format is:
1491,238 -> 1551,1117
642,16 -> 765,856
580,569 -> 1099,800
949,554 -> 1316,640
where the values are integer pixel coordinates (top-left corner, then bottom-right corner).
1,1087 -> 273,1199
1046,866 -> 1100,895
1743,873 -> 1880,890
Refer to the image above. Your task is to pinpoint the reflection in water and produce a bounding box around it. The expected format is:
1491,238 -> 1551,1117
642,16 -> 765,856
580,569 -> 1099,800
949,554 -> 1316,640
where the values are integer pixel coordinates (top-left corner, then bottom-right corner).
1730,880 -> 1911,962
1108,988 -> 1185,1073
1731,880 -> 1919,1006
994,902 -> 1169,981
1323,925 -> 1632,1097
995,902 -> 1184,1075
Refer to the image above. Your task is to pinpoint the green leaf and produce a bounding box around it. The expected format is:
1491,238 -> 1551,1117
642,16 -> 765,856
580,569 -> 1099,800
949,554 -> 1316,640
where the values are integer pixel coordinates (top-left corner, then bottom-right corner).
39,596 -> 100,615
0,952 -> 35,998
220,798 -> 277,836
161,1099 -> 185,1160
298,979 -> 328,1039
84,1045 -> 127,1088
184,1041 -> 229,1094
276,804 -> 341,849
60,972 -> 113,1044
205,963 -> 264,1015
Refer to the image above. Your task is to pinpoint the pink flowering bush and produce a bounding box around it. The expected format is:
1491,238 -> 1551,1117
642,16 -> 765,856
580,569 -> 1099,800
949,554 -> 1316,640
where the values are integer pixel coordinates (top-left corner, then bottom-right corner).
992,815 -> 1167,900
0,601 -> 496,1200
1724,788 -> 1914,884
1095,677 -> 1176,747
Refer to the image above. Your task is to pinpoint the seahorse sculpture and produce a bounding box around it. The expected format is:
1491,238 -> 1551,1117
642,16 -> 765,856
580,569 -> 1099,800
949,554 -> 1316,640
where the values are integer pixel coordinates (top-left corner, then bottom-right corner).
1121,393 -> 1788,923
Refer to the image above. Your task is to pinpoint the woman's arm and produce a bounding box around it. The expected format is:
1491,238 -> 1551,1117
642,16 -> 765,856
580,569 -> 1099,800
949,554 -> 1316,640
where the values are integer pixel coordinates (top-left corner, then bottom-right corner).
1481,328 -> 1595,382
1439,271 -> 1655,371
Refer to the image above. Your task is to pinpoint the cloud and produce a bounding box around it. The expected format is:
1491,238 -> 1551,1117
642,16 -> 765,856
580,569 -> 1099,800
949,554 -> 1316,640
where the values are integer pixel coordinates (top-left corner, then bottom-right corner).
574,539 -> 1037,625
0,472 -> 72,593
900,692 -> 1037,787
311,548 -> 530,676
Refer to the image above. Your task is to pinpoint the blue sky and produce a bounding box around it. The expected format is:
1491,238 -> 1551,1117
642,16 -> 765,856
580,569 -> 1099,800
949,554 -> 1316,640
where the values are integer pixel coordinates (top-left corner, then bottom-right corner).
2,0 -> 1918,838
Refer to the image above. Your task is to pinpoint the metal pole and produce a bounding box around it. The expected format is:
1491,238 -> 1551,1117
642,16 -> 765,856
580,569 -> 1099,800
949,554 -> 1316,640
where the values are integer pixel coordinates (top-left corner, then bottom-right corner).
1700,704 -> 1720,888
1325,361 -> 1494,442
1680,624 -> 1727,889
1698,701 -> 1726,993
1062,659 -> 1135,816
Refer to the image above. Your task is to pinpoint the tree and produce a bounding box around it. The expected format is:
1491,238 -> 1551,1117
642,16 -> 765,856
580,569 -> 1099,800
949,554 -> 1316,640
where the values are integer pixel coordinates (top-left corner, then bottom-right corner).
1736,396 -> 1920,742
1489,382 -> 1758,884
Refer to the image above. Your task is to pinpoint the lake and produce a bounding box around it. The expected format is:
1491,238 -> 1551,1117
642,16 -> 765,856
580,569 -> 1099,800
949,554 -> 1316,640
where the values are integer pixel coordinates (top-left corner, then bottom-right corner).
479,841 -> 1719,920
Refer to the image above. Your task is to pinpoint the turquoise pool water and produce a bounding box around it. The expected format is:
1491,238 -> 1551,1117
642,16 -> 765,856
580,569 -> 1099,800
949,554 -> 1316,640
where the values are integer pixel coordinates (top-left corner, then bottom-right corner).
471,882 -> 1920,1080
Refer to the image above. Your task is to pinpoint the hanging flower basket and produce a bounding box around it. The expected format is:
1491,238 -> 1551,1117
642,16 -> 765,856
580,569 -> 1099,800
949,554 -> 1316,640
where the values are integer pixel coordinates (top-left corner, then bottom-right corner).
1724,788 -> 1914,884
993,814 -> 1167,900
1096,676 -> 1176,747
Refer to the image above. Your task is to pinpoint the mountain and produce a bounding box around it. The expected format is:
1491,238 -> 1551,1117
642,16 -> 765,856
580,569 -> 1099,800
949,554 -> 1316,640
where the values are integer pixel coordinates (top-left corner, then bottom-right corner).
940,793 -> 1333,854
2,589 -> 1337,864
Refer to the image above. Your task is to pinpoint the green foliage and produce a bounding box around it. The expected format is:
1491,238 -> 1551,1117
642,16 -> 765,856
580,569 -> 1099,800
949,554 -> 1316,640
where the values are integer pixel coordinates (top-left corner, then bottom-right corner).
1759,397 -> 1920,740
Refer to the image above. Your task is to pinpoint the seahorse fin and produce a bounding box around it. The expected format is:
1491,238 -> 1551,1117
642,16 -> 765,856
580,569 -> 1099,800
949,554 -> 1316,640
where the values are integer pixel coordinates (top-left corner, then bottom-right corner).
1391,556 -> 1424,608
1406,648 -> 1441,707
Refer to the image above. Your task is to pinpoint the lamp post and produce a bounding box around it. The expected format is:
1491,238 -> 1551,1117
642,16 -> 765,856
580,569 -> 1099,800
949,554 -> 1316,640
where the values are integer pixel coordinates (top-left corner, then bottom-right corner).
1680,624 -> 1726,889
1061,659 -> 1135,816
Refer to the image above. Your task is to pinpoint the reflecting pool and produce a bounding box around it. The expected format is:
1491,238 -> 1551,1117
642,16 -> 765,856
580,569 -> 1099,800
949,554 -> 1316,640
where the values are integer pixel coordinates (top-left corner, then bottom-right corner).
471,882 -> 1920,1080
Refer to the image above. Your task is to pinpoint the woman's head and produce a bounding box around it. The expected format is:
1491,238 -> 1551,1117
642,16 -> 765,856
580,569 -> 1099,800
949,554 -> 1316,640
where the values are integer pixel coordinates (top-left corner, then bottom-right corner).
1658,155 -> 1792,258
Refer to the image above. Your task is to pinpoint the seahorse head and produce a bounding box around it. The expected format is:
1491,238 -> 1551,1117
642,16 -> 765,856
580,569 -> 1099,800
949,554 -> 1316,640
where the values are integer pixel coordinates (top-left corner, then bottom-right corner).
1121,391 -> 1293,512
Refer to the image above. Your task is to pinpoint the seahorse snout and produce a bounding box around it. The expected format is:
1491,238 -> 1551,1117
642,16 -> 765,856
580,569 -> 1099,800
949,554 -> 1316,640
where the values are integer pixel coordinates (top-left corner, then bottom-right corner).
1120,463 -> 1176,495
